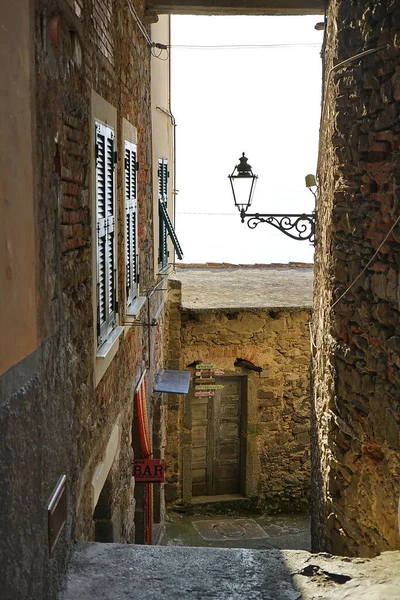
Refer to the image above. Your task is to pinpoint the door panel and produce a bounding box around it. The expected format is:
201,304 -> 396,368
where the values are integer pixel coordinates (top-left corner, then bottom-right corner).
191,397 -> 210,496
191,377 -> 243,496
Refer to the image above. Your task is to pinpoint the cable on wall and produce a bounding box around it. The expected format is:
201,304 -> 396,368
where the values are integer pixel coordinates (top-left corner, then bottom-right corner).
126,0 -> 169,60
317,44 -> 388,175
330,213 -> 400,312
309,42 -> 396,354
126,0 -> 152,45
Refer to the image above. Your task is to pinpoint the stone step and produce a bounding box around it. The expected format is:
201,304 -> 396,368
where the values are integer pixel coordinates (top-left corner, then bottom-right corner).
60,543 -> 400,600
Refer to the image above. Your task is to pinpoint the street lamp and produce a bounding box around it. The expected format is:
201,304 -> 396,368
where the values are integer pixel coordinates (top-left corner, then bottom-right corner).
228,152 -> 258,213
228,153 -> 316,244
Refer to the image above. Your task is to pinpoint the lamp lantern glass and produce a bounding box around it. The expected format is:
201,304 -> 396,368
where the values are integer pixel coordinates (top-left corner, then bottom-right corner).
228,152 -> 258,214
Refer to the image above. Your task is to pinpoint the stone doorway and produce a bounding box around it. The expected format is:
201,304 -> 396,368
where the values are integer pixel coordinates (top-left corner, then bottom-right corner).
93,476 -> 119,542
191,376 -> 246,498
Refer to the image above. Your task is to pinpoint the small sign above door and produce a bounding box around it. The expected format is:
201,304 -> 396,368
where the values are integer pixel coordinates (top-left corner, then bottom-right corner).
195,384 -> 225,391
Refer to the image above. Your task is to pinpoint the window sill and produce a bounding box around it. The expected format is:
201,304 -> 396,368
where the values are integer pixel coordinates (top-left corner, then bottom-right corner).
126,296 -> 147,319
96,326 -> 124,359
158,264 -> 173,276
95,326 -> 124,387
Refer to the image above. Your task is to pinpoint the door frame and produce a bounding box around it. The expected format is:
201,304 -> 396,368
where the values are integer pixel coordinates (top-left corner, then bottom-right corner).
182,374 -> 257,503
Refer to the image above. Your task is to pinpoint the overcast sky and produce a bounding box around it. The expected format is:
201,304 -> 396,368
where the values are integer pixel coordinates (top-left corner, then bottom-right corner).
171,15 -> 324,265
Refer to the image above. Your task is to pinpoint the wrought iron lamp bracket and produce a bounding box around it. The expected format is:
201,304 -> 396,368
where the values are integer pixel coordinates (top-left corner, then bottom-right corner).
240,209 -> 316,245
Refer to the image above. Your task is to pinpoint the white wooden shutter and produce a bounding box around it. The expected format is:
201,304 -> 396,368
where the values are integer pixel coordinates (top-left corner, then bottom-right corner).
95,121 -> 117,347
124,140 -> 138,307
158,158 -> 168,270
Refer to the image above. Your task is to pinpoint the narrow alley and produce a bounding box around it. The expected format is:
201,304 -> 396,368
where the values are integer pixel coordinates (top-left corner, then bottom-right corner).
2,1 -> 400,599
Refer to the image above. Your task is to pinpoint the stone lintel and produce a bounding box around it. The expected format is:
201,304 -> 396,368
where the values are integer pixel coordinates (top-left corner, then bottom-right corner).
148,1 -> 324,16
181,306 -> 312,314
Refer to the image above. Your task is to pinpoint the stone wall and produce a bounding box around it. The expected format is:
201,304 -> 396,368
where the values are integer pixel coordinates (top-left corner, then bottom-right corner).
165,279 -> 312,511
313,0 -> 400,557
0,2 -> 165,598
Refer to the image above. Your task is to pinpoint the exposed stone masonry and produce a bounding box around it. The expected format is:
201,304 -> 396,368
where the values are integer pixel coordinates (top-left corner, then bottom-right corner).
1,2 -> 162,599
165,276 -> 312,511
313,0 -> 400,557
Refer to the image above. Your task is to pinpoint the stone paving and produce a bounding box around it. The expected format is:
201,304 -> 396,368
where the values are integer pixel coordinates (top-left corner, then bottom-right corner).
61,511 -> 400,599
61,542 -> 400,599
160,511 -> 312,551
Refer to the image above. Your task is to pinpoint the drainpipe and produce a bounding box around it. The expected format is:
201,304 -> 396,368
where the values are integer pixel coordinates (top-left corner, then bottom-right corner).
157,19 -> 177,270
168,15 -> 176,245
317,44 -> 388,174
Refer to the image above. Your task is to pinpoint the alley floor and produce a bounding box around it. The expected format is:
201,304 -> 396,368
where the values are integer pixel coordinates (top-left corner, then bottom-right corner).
62,494 -> 400,600
62,542 -> 400,599
160,511 -> 311,551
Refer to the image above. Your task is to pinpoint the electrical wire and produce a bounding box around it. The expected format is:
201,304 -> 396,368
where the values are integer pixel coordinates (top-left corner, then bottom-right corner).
126,0 -> 152,46
177,211 -> 238,216
307,213 -> 400,353
330,213 -> 400,312
126,0 -> 170,61
170,42 -> 321,50
151,46 -> 170,60
317,44 -> 388,175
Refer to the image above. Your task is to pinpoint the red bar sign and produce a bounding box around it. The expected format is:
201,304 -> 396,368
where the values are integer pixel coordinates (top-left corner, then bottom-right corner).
133,459 -> 165,483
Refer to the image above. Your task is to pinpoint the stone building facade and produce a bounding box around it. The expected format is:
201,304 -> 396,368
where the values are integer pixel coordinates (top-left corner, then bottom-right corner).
164,266 -> 312,512
0,3 -> 180,599
313,0 -> 400,557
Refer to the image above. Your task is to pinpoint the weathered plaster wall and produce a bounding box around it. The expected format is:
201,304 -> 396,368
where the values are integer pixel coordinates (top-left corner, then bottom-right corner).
0,1 -> 165,598
313,0 -> 400,557
151,15 -> 175,275
165,279 -> 312,511
0,0 -> 37,375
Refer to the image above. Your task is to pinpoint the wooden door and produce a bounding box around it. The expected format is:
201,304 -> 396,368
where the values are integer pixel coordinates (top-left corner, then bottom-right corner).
191,396 -> 210,496
191,377 -> 243,497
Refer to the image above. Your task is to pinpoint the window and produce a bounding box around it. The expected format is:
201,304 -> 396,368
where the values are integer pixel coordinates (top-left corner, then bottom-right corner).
158,157 -> 169,270
158,157 -> 183,271
124,140 -> 139,309
95,121 -> 117,348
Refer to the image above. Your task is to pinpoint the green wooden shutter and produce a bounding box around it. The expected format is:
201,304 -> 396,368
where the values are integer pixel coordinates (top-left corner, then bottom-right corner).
125,140 -> 138,307
158,157 -> 183,266
159,200 -> 183,260
95,121 -> 117,347
158,158 -> 168,270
